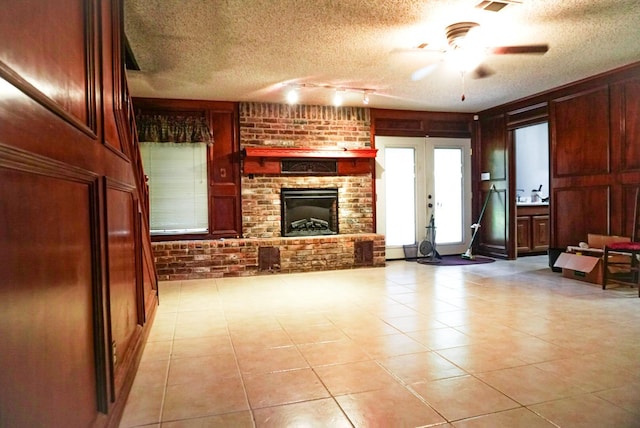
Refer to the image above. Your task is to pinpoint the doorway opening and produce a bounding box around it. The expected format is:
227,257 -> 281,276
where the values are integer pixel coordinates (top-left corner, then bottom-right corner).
514,122 -> 550,257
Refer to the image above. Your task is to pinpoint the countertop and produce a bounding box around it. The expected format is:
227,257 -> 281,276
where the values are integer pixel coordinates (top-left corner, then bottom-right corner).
516,201 -> 549,207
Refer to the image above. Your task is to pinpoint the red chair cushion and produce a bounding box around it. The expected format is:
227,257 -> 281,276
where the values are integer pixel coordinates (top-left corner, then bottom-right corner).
608,242 -> 640,251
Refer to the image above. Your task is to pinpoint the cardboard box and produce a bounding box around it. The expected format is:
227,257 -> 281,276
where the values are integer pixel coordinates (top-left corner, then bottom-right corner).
554,234 -> 632,285
554,252 -> 603,285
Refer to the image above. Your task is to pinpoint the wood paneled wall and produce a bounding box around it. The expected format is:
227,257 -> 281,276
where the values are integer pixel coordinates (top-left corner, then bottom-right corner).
371,109 -> 474,139
476,113 -> 510,258
0,1 -> 157,426
477,62 -> 640,255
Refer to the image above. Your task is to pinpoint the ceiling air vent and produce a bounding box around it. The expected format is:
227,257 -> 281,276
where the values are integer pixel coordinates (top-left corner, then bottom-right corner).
475,0 -> 522,12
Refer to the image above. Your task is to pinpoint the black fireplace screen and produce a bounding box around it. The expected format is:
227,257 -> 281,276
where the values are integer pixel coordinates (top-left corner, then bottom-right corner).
281,188 -> 338,237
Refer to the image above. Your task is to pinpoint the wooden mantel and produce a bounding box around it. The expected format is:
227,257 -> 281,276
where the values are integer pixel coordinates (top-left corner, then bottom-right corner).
242,147 -> 378,175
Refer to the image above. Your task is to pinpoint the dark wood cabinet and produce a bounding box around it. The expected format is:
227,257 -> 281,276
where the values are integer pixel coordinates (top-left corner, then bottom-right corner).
517,216 -> 532,253
517,205 -> 549,254
532,215 -> 550,251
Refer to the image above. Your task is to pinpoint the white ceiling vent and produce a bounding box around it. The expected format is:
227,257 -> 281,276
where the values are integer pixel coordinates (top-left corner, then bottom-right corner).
475,0 -> 522,12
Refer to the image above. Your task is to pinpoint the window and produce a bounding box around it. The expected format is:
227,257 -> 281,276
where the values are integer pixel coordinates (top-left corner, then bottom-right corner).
139,142 -> 208,235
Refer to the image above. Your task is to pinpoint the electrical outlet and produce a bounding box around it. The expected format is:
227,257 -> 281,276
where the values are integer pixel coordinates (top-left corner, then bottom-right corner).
112,341 -> 117,366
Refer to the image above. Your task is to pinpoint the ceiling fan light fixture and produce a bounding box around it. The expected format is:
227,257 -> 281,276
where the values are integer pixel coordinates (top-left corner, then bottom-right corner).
447,46 -> 485,73
407,17 -> 547,101
443,21 -> 486,73
445,22 -> 479,49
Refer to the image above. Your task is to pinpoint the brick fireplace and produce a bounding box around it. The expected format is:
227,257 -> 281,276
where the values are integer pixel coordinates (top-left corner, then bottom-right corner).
153,103 -> 385,280
241,103 -> 376,239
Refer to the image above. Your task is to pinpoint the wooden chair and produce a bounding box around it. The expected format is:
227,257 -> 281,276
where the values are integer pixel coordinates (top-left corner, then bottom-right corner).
603,188 -> 640,296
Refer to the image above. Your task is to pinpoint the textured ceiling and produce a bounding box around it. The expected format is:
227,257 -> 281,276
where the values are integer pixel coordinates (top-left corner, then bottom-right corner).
124,0 -> 640,113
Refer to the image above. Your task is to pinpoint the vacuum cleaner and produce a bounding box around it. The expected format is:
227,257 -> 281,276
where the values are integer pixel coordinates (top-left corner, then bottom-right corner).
419,213 -> 441,263
462,184 -> 496,260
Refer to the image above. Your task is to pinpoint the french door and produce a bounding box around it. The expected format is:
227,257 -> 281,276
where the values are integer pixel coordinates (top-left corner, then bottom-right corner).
375,136 -> 471,259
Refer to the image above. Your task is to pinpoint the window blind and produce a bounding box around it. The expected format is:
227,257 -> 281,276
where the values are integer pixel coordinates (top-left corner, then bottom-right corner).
140,142 -> 208,234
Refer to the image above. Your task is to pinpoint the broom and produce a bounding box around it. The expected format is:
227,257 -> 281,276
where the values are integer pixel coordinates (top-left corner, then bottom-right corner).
462,184 -> 496,260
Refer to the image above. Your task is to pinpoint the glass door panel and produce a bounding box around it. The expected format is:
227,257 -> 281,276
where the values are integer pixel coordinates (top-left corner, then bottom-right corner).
434,148 -> 463,243
427,138 -> 471,255
384,147 -> 416,246
375,137 -> 426,259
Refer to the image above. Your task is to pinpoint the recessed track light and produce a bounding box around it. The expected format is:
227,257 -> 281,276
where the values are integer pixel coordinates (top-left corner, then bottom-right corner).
283,83 -> 375,106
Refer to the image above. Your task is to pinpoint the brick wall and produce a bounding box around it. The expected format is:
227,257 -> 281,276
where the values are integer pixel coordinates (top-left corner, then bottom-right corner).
240,102 -> 374,238
240,103 -> 371,148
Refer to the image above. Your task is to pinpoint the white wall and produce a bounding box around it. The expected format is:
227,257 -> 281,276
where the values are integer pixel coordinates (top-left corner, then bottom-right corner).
515,123 -> 549,201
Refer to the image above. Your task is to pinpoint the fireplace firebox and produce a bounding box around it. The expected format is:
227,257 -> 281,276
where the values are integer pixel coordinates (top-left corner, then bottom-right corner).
281,188 -> 338,237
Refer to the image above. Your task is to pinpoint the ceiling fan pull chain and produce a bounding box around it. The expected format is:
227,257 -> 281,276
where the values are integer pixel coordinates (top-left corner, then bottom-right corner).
460,71 -> 466,101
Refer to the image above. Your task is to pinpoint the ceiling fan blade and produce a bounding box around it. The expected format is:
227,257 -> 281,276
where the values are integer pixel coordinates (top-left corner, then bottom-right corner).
392,46 -> 445,55
472,64 -> 495,79
411,63 -> 438,81
488,44 -> 549,55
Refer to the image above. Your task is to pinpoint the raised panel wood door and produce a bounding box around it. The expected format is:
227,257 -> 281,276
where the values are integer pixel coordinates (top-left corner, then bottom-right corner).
477,113 -> 509,258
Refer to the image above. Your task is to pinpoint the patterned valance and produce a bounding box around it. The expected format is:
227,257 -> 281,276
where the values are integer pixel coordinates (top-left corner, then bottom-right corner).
136,113 -> 213,144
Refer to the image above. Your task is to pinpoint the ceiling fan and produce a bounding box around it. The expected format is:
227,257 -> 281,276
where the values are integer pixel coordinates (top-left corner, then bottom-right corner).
409,21 -> 549,100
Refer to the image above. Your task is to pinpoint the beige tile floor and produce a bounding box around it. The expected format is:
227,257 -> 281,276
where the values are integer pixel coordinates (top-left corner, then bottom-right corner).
120,255 -> 640,427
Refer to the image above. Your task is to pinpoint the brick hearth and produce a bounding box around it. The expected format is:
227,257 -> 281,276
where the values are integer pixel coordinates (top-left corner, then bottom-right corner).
153,234 -> 385,280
